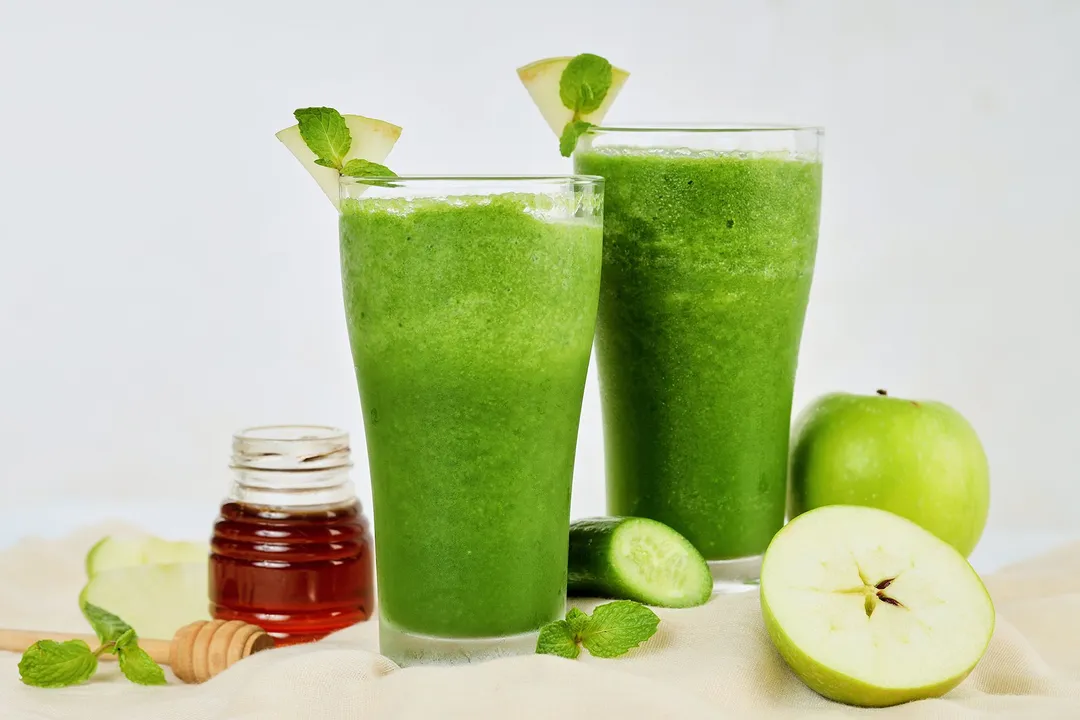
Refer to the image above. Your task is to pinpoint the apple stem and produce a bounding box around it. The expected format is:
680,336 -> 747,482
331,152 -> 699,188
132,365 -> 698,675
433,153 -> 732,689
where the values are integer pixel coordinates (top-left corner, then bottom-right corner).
876,389 -> 888,396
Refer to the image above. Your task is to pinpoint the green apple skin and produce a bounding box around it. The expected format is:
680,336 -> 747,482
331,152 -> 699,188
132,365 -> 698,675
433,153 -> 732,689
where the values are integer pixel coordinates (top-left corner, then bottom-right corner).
761,583 -> 984,707
789,392 -> 989,557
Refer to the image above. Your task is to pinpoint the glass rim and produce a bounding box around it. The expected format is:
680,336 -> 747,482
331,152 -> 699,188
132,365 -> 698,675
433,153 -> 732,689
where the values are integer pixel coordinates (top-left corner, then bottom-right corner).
589,122 -> 824,134
339,174 -> 604,186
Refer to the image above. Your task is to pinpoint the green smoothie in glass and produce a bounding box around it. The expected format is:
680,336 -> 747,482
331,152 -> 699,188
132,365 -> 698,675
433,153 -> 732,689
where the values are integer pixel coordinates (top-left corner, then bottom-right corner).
338,178 -> 603,663
575,127 -> 823,589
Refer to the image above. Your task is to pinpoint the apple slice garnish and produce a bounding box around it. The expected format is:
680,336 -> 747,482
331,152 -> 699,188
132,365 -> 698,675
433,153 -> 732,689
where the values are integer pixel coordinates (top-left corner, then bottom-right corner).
517,56 -> 629,137
761,505 -> 995,707
276,114 -> 401,208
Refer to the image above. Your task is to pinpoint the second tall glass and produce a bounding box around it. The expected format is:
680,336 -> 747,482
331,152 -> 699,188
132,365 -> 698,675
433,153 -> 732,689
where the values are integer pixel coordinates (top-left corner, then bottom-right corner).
574,126 -> 823,590
338,176 -> 603,664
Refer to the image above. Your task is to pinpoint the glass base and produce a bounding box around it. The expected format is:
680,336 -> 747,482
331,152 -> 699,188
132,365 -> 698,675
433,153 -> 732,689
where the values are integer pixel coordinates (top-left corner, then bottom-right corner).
709,554 -> 763,593
379,619 -> 540,667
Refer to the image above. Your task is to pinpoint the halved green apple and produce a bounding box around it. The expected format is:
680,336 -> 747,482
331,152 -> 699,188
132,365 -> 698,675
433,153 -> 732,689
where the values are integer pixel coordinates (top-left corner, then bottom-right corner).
517,56 -> 629,137
276,114 -> 401,208
761,505 -> 995,707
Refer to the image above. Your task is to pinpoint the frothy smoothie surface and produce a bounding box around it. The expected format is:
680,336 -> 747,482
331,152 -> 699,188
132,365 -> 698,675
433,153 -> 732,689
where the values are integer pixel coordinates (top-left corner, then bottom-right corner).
575,146 -> 823,560
339,193 -> 601,637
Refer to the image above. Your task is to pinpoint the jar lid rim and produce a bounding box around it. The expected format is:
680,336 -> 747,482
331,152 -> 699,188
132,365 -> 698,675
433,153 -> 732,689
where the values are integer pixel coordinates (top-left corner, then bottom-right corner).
231,425 -> 352,471
233,424 -> 348,442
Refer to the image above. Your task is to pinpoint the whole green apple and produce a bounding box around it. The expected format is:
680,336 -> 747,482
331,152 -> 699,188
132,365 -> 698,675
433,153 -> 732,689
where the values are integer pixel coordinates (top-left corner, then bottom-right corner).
789,390 -> 989,557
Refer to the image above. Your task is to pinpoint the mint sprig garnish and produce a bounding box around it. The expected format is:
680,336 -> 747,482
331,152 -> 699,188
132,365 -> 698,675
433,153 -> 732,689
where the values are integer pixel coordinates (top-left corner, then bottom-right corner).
293,107 -> 398,186
560,54 -> 613,115
342,158 -> 394,177
342,158 -> 400,188
557,53 -> 613,157
536,600 -> 659,659
295,108 -> 352,170
560,120 -> 594,158
18,603 -> 167,688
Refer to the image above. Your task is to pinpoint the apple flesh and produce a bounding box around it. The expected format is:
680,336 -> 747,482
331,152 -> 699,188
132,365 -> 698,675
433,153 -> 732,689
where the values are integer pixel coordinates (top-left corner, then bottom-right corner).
80,561 -> 210,640
789,390 -> 990,557
517,56 -> 630,137
761,505 -> 995,707
276,114 -> 402,209
86,534 -> 207,578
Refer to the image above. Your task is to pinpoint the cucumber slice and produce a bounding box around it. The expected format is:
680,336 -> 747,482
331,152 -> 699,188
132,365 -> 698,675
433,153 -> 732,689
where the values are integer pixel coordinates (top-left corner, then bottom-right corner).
568,517 -> 712,608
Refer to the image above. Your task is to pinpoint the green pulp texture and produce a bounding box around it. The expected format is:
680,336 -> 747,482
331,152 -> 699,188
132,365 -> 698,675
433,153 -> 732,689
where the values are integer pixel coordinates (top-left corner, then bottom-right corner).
574,148 -> 822,559
339,194 -> 601,637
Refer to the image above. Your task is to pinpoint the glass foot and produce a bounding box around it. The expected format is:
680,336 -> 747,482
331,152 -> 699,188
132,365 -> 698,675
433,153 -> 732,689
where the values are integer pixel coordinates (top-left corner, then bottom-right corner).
709,554 -> 763,594
379,619 -> 540,667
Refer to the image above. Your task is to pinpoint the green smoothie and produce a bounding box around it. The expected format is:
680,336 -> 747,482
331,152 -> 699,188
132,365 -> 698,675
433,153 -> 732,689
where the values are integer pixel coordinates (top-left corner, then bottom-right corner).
574,147 -> 822,561
339,192 -> 602,645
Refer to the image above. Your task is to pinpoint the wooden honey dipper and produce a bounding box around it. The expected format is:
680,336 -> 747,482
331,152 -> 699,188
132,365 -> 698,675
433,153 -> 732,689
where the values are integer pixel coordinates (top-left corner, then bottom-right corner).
0,619 -> 275,684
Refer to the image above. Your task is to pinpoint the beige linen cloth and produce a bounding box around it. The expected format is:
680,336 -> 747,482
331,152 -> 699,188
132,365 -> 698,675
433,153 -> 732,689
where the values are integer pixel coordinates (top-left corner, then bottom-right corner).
2,525 -> 1079,719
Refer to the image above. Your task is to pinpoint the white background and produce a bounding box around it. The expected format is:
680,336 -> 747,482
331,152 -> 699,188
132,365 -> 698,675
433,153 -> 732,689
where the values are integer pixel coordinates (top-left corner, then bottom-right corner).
0,1 -> 1077,567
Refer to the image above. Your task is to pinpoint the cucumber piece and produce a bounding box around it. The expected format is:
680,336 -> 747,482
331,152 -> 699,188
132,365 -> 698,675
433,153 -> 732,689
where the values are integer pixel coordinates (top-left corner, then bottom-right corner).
568,517 -> 712,608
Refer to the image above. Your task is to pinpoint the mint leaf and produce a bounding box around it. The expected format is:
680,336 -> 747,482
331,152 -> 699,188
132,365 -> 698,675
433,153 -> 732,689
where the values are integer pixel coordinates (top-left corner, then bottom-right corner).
294,107 -> 352,170
579,600 -> 659,659
535,619 -> 580,659
341,158 -> 396,178
342,158 -> 399,188
18,640 -> 98,688
117,645 -> 166,686
536,603 -> 660,660
82,602 -> 132,645
566,608 -> 590,639
114,628 -> 137,652
559,54 -> 613,114
560,120 -> 593,157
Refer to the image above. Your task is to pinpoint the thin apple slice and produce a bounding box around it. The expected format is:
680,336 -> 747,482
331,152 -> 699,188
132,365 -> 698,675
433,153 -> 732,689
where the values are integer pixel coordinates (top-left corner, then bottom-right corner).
517,56 -> 629,137
86,534 -> 207,578
80,561 -> 210,640
760,505 -> 995,707
276,114 -> 401,208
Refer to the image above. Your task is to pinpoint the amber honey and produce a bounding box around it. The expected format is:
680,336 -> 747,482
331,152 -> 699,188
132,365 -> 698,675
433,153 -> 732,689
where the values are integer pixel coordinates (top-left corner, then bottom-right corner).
208,425 -> 374,646
210,501 -> 373,645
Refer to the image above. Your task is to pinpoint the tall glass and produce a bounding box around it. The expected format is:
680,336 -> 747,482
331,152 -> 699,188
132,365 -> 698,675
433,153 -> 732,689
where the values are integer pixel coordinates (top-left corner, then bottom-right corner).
574,126 -> 823,590
338,176 -> 604,664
